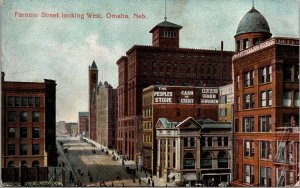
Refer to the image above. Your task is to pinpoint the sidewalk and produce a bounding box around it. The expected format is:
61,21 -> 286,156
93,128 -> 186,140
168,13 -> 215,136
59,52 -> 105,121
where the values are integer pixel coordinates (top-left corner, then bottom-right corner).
56,139 -> 79,186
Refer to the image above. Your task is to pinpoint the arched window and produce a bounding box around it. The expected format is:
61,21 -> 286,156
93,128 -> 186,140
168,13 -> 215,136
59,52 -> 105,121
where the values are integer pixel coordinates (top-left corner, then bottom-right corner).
32,161 -> 39,168
201,152 -> 212,168
7,161 -> 14,168
218,151 -> 228,168
21,160 -> 27,168
183,152 -> 195,169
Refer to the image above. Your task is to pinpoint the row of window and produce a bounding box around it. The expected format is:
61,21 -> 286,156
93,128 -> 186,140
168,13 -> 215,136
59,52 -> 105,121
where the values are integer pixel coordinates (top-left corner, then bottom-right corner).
7,160 -> 40,168
200,151 -> 229,169
8,144 -> 40,155
8,111 -> 40,123
8,127 -> 40,138
160,31 -> 177,38
7,96 -> 40,107
235,114 -> 299,133
201,136 -> 229,147
244,140 -> 293,161
144,71 -> 224,80
236,64 -> 299,90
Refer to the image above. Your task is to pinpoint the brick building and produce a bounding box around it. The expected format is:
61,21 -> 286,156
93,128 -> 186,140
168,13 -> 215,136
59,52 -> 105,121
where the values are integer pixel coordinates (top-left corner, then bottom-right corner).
96,81 -> 118,149
78,112 -> 89,137
142,85 -> 219,175
231,7 -> 299,187
88,61 -> 98,141
116,19 -> 234,162
1,72 -> 57,168
156,117 -> 232,186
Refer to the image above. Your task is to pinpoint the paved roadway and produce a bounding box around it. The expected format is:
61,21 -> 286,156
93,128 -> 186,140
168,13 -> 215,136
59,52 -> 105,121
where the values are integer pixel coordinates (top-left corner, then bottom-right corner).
57,136 -> 148,186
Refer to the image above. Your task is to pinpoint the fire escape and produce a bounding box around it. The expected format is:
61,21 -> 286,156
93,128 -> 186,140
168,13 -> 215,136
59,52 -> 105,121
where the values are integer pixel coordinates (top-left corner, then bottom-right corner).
274,118 -> 296,187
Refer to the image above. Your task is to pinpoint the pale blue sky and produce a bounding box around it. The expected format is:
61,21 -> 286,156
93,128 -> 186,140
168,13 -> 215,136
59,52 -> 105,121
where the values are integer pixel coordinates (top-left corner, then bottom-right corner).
1,0 -> 299,122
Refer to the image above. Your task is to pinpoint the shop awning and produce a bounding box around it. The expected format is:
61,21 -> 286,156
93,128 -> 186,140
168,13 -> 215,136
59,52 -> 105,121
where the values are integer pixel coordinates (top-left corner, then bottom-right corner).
183,173 -> 197,181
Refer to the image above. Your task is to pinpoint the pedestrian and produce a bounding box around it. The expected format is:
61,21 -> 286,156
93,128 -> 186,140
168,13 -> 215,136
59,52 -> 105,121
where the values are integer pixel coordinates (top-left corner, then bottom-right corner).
138,178 -> 141,185
133,177 -> 135,183
122,183 -> 124,187
145,173 -> 148,178
111,182 -> 114,186
152,181 -> 154,187
148,178 -> 150,184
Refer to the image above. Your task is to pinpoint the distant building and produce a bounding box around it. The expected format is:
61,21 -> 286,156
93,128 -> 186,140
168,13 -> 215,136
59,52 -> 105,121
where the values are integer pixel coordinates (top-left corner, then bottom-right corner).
218,84 -> 234,122
78,112 -> 89,137
142,85 -> 219,175
1,72 -> 57,168
156,117 -> 232,186
88,61 -> 98,141
96,81 -> 118,148
65,122 -> 78,137
117,18 -> 234,163
231,6 -> 299,187
56,121 -> 66,135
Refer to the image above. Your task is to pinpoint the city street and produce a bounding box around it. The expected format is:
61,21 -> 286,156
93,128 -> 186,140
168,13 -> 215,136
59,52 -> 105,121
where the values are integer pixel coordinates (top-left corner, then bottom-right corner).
57,136 -> 149,186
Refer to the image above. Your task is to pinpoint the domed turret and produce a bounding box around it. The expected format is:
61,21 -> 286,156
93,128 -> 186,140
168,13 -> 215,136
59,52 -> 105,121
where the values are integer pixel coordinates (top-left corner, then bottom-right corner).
235,7 -> 272,52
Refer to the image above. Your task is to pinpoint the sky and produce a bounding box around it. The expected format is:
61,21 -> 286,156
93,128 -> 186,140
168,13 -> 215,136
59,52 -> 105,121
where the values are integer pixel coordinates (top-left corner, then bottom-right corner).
1,0 -> 299,122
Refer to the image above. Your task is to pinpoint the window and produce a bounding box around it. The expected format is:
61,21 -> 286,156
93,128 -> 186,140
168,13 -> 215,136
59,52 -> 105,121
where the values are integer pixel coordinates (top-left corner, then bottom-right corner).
219,108 -> 227,117
20,144 -> 28,155
244,140 -> 254,157
32,144 -> 39,155
8,111 -> 16,122
244,117 -> 254,132
8,96 -> 13,106
260,116 -> 272,132
190,138 -> 195,147
21,97 -> 28,106
244,71 -> 254,87
245,93 -> 254,109
260,141 -> 272,160
236,75 -> 240,90
183,153 -> 195,169
268,66 -> 272,82
261,91 -> 266,107
268,90 -> 272,106
294,91 -> 299,107
244,164 -> 254,184
260,167 -> 272,186
35,97 -> 40,106
283,91 -> 292,106
224,137 -> 228,146
8,128 -> 15,138
218,152 -> 228,168
220,96 -> 227,104
8,144 -> 15,155
20,128 -> 28,138
201,137 -> 206,146
7,161 -> 15,168
184,137 -> 188,147
283,64 -> 292,81
32,112 -> 40,122
201,152 -> 212,168
237,96 -> 240,110
32,128 -> 40,138
207,137 -> 212,147
15,96 -> 21,106
20,112 -> 28,122
28,97 -> 34,106
218,137 -> 223,146
260,67 -> 267,83
32,161 -> 39,167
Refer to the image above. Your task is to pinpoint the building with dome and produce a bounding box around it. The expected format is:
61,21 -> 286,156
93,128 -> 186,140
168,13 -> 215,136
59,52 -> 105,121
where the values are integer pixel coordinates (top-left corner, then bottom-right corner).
116,19 -> 234,174
231,5 -> 299,187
